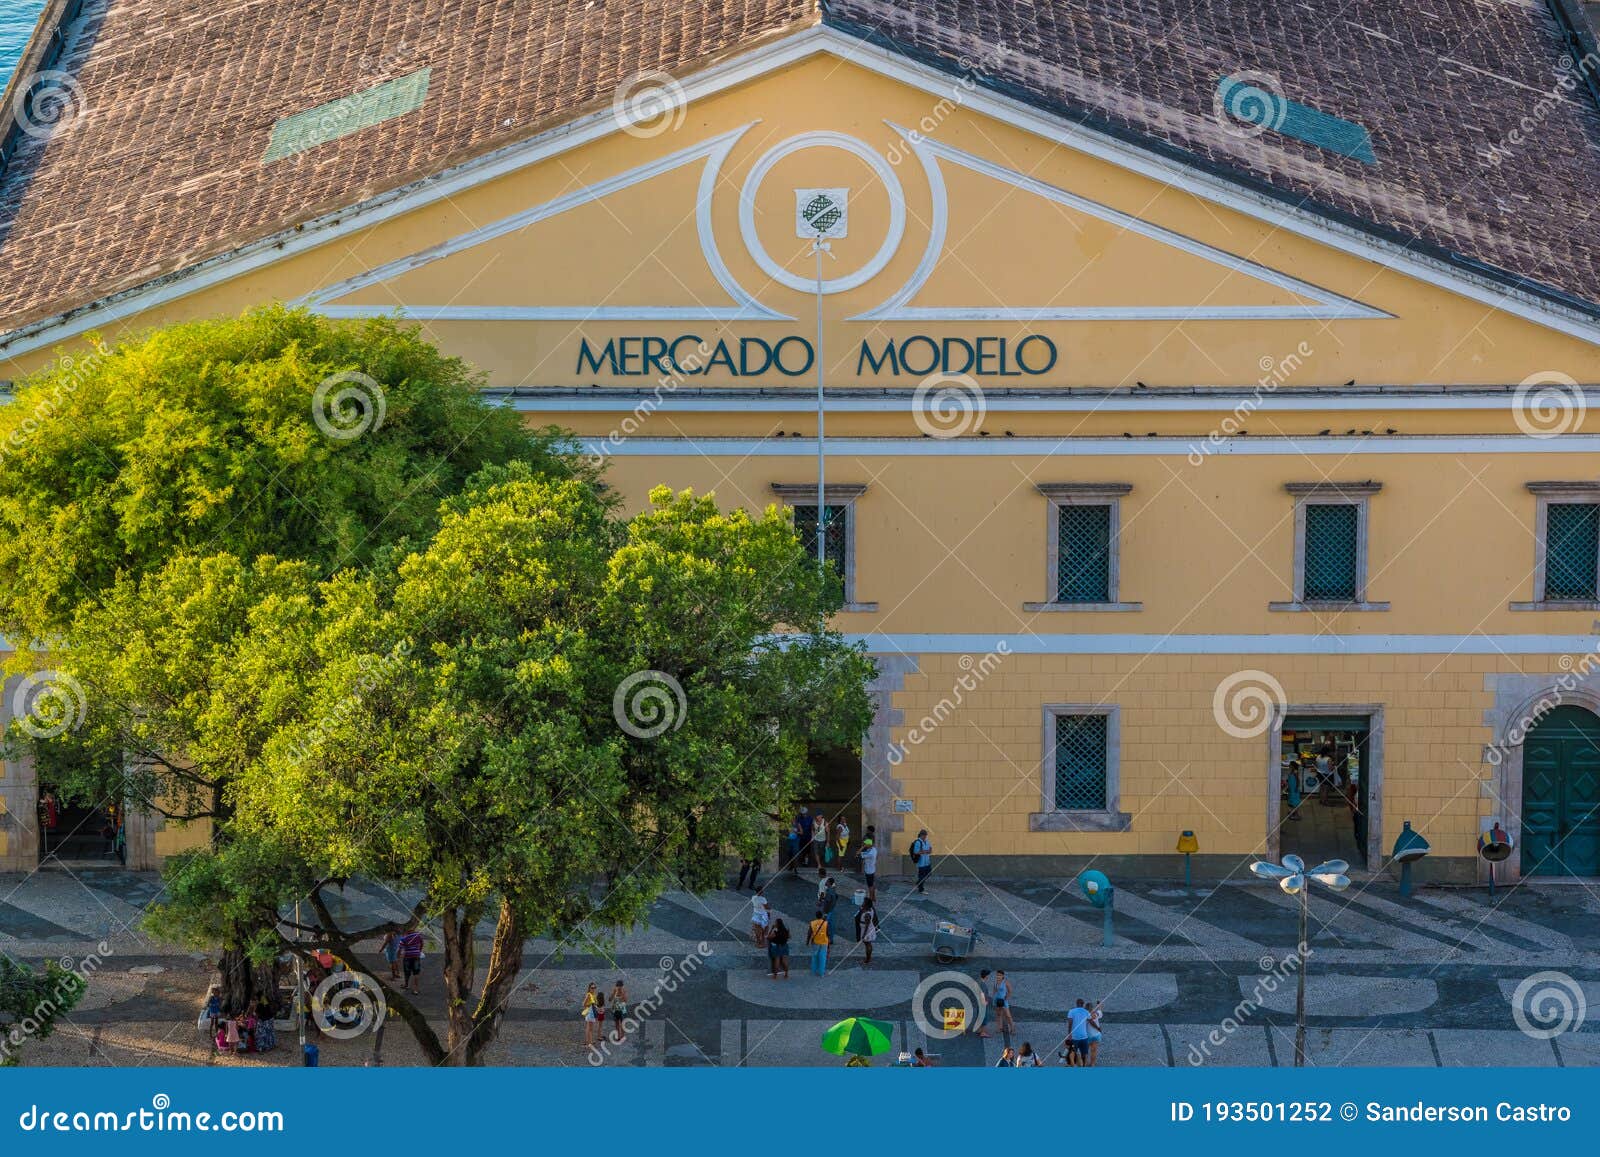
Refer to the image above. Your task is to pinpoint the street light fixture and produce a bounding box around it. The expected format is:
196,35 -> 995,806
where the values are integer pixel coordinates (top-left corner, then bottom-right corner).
1249,853 -> 1350,1067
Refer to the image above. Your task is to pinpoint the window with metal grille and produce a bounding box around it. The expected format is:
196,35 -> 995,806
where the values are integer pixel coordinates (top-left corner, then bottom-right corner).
1544,503 -> 1600,600
1053,713 -> 1109,810
793,504 -> 850,581
1302,503 -> 1359,601
1056,504 -> 1112,602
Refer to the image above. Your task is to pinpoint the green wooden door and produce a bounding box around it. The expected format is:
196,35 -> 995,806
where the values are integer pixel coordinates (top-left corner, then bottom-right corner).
1521,706 -> 1600,877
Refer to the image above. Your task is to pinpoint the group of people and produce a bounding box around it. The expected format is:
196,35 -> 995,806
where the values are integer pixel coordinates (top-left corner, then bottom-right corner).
748,874 -> 886,979
965,971 -> 1106,1066
202,988 -> 280,1055
378,927 -> 427,994
580,980 -> 630,1047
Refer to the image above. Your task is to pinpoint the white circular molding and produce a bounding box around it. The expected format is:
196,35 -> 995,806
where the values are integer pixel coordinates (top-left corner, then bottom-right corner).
737,131 -> 906,295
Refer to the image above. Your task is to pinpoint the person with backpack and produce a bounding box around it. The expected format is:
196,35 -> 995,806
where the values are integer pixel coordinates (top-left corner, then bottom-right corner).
910,829 -> 933,894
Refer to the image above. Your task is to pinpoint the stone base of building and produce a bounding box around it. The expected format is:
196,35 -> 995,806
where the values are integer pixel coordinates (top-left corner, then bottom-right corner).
893,853 -> 1482,885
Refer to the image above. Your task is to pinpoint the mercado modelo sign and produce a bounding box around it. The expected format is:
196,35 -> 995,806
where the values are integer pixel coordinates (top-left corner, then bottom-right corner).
575,334 -> 1060,379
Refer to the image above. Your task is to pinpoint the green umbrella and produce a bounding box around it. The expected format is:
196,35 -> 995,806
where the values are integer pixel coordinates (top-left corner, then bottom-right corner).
820,1016 -> 895,1058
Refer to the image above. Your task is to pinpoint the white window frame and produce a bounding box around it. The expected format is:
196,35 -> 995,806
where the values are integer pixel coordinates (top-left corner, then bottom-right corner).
770,483 -> 876,612
1024,483 -> 1140,612
1030,703 -> 1131,832
1270,481 -> 1388,612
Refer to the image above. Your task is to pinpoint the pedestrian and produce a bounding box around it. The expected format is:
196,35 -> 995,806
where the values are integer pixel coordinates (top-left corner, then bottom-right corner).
910,829 -> 933,894
581,982 -> 601,1047
610,980 -> 630,1044
994,1045 -> 1018,1067
768,918 -> 791,979
396,926 -> 425,994
1316,746 -> 1334,804
912,1047 -> 933,1066
1286,759 -> 1303,820
750,892 -> 771,947
1017,1041 -> 1042,1067
970,970 -> 993,1039
796,807 -> 815,875
859,899 -> 878,967
806,908 -> 830,976
1064,997 -> 1092,1066
992,970 -> 1015,1044
860,838 -> 878,902
736,855 -> 761,891
834,817 -> 850,862
821,876 -> 839,938
380,929 -> 401,980
1086,1001 -> 1104,1067
203,987 -> 222,1037
784,821 -> 801,874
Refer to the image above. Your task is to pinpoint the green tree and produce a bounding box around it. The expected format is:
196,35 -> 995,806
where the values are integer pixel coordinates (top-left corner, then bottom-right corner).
0,957 -> 86,1066
0,306 -> 573,1011
152,470 -> 874,1064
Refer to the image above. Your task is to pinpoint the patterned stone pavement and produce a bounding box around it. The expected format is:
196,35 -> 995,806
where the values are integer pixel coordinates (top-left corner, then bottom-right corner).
2,864 -> 1597,1067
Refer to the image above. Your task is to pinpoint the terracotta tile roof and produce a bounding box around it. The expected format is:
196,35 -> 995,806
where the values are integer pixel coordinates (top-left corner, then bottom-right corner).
822,0 -> 1600,317
2,0 -> 1599,338
0,0 -> 816,336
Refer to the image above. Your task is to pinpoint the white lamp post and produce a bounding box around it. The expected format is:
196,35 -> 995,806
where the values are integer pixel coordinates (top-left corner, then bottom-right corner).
1248,853 -> 1350,1066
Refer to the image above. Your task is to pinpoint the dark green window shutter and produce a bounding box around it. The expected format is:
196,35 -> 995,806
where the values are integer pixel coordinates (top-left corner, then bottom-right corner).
1302,503 -> 1359,601
1056,504 -> 1112,602
1054,714 -> 1109,810
1544,503 -> 1600,600
794,504 -> 850,581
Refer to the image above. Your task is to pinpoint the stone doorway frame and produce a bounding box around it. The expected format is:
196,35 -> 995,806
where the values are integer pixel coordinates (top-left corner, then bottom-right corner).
1265,703 -> 1385,868
1487,683 -> 1600,884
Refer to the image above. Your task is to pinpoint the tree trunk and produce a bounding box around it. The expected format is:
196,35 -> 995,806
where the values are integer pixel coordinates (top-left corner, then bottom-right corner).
465,898 -> 526,1066
217,950 -> 277,1015
440,903 -> 482,1065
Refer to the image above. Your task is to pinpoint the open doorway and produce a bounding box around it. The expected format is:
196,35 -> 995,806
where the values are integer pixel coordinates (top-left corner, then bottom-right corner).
784,746 -> 861,875
37,786 -> 122,865
1277,716 -> 1371,867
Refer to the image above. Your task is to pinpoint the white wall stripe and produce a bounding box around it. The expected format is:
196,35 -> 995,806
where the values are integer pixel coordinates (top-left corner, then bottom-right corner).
850,633 -> 1599,655
582,435 -> 1600,456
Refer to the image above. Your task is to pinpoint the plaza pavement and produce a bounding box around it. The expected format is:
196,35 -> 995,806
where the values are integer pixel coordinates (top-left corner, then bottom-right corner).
2,861 -> 1597,1067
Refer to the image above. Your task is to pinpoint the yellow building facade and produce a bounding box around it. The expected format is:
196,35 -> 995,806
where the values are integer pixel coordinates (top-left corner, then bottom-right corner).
5,35 -> 1600,880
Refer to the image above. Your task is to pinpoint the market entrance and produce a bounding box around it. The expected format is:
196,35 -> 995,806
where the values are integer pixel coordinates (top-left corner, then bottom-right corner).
1278,716 -> 1370,867
37,786 -> 122,864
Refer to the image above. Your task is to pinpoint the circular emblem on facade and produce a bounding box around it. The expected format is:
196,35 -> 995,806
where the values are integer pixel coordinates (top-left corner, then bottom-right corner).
737,131 -> 906,295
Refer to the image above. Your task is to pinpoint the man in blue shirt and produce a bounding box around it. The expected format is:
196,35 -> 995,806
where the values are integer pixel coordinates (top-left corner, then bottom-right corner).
796,807 -> 815,875
910,829 -> 933,893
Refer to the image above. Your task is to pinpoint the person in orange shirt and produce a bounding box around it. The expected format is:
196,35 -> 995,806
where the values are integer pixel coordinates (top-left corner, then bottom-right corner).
805,909 -> 830,976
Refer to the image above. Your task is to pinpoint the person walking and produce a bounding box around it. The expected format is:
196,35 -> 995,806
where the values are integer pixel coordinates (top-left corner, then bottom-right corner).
992,970 -> 1015,1045
768,918 -> 791,979
859,900 -> 878,968
796,808 -> 816,875
834,817 -> 850,863
784,820 -> 801,875
610,980 -> 630,1044
736,855 -> 762,891
1085,1001 -> 1104,1067
909,829 -> 934,894
860,838 -> 879,902
806,909 -> 830,976
820,877 -> 839,939
380,930 -> 401,980
396,927 -> 425,994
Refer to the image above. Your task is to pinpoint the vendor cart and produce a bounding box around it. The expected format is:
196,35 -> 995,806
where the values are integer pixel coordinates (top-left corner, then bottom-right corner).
931,920 -> 979,964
